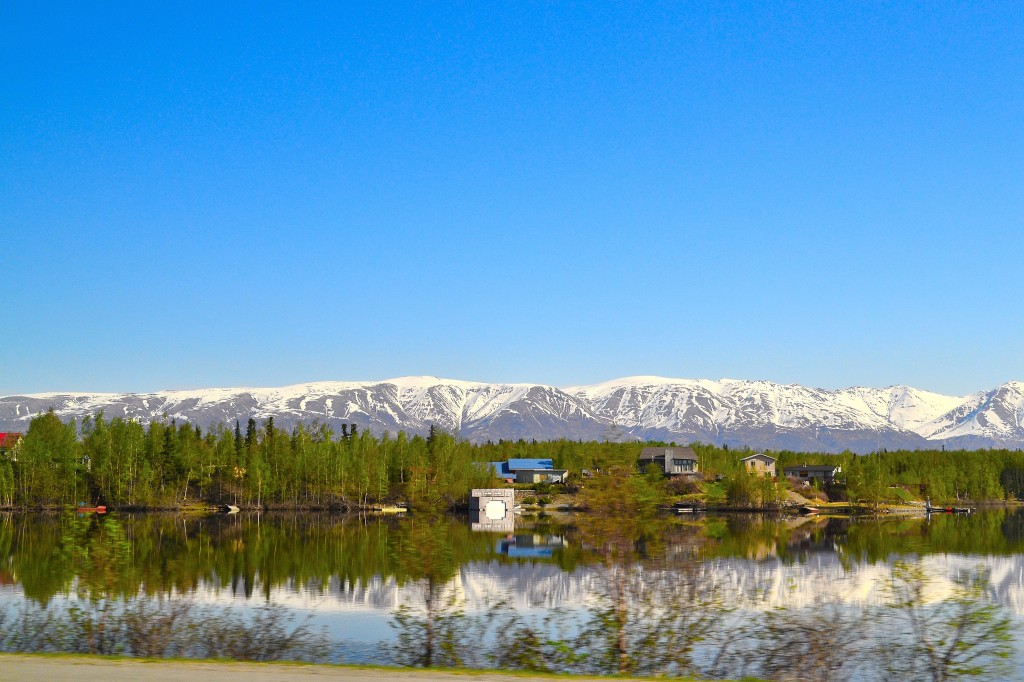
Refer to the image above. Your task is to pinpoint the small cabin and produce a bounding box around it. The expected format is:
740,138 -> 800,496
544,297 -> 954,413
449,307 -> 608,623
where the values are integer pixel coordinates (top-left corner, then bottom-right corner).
638,446 -> 699,477
740,453 -> 776,477
470,488 -> 515,532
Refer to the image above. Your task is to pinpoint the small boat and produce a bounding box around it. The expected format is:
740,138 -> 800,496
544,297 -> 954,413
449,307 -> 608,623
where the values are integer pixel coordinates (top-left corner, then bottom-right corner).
799,505 -> 821,515
76,504 -> 107,514
216,504 -> 240,514
925,499 -> 973,514
672,502 -> 704,514
926,505 -> 973,514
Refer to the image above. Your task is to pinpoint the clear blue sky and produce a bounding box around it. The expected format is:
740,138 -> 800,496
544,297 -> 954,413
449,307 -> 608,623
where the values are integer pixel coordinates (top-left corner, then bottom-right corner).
2,2 -> 1021,396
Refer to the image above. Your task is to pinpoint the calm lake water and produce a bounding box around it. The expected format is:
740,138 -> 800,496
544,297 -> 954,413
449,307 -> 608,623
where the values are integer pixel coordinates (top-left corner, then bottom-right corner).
2,509 -> 1024,679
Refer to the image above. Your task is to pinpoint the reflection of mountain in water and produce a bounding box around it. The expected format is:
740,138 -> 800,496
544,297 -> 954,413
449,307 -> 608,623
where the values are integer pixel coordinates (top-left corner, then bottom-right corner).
7,511 -> 1024,617
192,549 -> 1024,618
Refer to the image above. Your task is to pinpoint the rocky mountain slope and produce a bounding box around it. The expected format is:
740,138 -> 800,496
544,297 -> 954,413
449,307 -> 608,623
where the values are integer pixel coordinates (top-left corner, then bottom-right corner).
1,376 -> 1021,453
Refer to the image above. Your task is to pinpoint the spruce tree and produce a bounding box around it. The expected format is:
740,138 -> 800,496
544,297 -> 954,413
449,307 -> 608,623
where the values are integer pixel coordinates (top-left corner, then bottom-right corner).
245,418 -> 257,450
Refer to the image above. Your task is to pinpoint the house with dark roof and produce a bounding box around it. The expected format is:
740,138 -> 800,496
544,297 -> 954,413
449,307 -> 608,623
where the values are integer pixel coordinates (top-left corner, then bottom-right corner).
783,464 -> 842,486
638,446 -> 699,476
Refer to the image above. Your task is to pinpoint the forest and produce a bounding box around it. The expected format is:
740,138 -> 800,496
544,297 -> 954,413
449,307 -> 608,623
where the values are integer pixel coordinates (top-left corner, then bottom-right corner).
1,410 -> 1023,509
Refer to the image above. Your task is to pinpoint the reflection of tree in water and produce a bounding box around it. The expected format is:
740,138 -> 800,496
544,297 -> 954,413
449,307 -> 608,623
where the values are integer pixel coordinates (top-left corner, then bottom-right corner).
2,511 -> 1019,678
1001,507 -> 1024,544
876,561 -> 1012,682
0,513 -> 329,662
1,599 -> 329,661
575,496 -> 723,674
388,515 -> 486,668
749,600 -> 871,681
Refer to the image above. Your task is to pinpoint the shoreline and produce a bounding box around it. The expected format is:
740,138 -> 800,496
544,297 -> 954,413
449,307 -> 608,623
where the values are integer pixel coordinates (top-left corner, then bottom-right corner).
4,493 -> 1019,509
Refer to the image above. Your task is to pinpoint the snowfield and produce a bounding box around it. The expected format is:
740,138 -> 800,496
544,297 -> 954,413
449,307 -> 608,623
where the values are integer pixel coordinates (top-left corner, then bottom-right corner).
1,377 -> 1021,453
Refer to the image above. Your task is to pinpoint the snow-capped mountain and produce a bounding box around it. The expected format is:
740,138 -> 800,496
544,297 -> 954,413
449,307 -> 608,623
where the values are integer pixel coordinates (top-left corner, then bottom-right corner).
914,381 -> 1024,448
0,376 -> 1021,453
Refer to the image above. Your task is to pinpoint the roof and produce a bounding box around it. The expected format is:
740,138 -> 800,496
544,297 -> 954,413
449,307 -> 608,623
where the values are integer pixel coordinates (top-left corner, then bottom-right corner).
511,467 -> 567,474
489,462 -> 513,478
507,458 -> 554,471
740,453 -> 776,463
0,433 -> 23,449
639,446 -> 698,461
783,464 -> 840,473
488,459 -> 558,477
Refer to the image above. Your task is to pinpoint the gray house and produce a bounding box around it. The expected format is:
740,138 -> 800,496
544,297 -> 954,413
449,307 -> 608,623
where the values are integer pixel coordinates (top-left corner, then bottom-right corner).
783,464 -> 842,486
638,446 -> 699,476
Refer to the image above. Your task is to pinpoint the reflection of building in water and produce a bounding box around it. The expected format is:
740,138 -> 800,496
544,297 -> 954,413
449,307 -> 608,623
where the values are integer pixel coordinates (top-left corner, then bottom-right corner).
469,488 -> 515,532
497,534 -> 566,559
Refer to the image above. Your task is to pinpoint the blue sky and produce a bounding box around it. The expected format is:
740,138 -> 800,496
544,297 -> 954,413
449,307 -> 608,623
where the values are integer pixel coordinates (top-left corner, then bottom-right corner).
2,2 -> 1021,396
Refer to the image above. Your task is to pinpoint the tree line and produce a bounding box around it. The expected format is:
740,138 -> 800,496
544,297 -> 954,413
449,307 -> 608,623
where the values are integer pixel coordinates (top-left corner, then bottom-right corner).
0,412 -> 495,509
1,410 -> 1024,508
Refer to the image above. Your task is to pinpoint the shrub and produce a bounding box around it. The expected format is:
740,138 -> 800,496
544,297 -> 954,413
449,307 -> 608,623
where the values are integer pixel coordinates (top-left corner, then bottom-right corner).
666,477 -> 702,496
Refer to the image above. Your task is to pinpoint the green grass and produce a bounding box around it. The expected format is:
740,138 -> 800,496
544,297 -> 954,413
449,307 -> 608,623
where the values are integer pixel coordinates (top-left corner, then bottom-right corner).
888,486 -> 918,503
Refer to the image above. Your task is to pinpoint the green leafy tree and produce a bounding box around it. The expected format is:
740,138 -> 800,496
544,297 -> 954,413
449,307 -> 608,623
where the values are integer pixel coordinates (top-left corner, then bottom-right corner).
15,410 -> 81,506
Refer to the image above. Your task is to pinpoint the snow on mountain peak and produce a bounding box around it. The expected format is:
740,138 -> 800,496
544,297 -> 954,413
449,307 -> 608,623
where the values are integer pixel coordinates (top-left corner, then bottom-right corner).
1,376 -> 1021,452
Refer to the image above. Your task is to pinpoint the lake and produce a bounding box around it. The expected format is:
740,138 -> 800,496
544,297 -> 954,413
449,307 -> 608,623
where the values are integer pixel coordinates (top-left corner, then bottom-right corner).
2,509 -> 1023,680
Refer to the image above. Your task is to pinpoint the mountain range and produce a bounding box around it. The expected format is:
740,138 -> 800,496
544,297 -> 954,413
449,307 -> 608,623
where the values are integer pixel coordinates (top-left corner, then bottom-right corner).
1,376 -> 1021,453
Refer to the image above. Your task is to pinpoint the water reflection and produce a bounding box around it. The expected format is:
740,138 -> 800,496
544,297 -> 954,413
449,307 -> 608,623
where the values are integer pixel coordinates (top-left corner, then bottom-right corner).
1,510 -> 1023,679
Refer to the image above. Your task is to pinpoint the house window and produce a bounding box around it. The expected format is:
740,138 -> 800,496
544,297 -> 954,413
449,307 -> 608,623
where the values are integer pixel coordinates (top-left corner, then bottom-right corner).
673,458 -> 694,471
800,471 -> 809,477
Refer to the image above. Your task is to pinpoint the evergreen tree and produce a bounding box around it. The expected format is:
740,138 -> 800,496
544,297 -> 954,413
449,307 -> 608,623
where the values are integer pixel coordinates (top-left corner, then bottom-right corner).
245,418 -> 257,450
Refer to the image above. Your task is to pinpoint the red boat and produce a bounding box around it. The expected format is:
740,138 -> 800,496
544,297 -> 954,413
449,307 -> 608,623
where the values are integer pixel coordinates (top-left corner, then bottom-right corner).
76,504 -> 107,514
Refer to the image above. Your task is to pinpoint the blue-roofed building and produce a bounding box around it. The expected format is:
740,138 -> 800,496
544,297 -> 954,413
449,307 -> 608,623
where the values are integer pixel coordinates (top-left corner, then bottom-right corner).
508,458 -> 554,471
489,461 -> 514,479
488,458 -> 567,484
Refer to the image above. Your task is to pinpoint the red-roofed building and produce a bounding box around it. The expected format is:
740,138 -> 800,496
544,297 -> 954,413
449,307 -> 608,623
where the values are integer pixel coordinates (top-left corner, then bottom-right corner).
0,432 -> 23,452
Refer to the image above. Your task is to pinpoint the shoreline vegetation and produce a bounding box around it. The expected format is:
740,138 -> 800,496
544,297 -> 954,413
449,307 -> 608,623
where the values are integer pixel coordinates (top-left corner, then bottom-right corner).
2,410 -> 1024,512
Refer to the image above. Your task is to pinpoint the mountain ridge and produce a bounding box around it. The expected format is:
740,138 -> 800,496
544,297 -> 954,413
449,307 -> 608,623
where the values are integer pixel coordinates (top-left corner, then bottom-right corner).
1,376 -> 1021,453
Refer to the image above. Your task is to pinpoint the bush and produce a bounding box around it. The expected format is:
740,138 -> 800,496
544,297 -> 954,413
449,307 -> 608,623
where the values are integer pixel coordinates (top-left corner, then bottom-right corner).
802,486 -> 830,502
521,496 -> 537,506
666,477 -> 702,496
537,497 -> 551,507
